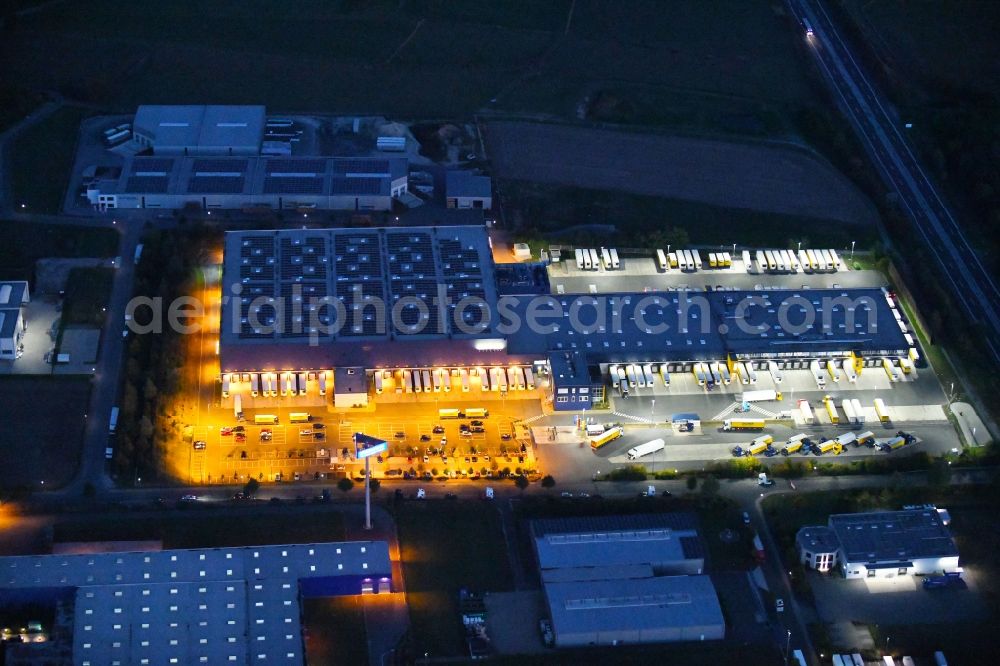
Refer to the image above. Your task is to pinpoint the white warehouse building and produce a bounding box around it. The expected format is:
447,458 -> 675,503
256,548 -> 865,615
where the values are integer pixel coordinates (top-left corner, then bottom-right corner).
0,281 -> 29,361
132,105 -> 266,156
796,507 -> 959,579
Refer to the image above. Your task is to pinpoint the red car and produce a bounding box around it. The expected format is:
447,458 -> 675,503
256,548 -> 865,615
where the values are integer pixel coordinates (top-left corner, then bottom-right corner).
220,427 -> 233,436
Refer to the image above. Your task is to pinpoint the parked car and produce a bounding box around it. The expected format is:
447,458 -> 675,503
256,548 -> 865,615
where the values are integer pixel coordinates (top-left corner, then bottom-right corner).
220,427 -> 233,436
775,598 -> 784,613
193,440 -> 206,450
742,511 -> 751,525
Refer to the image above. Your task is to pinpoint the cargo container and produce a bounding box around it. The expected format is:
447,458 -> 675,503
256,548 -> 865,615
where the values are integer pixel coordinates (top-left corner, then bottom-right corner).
723,418 -> 765,431
290,412 -> 310,423
836,432 -> 857,447
856,431 -> 876,446
465,407 -> 489,418
439,408 -> 461,419
783,434 -> 807,455
748,435 -> 773,455
255,414 -> 278,425
817,440 -> 842,455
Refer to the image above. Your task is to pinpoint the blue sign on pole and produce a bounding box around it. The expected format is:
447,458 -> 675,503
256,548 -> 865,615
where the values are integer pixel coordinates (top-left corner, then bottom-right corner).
354,433 -> 388,459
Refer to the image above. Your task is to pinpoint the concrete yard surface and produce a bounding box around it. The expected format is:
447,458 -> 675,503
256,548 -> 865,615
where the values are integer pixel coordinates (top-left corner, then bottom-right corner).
484,590 -> 548,654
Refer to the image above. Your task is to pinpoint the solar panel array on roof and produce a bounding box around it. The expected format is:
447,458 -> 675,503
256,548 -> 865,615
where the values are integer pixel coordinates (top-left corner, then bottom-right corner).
387,231 -> 440,335
188,176 -> 245,194
266,159 -> 326,174
125,176 -> 170,193
238,235 -> 277,338
335,233 -> 384,336
331,177 -> 383,195
130,158 -> 174,174
332,159 -> 389,175
439,238 -> 489,332
192,158 -> 248,173
264,175 -> 324,195
279,235 -> 329,338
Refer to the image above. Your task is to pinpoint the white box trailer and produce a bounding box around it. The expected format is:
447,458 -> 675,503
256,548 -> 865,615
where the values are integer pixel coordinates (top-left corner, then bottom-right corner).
798,249 -> 811,272
798,399 -> 815,424
843,359 -> 858,382
627,438 -> 666,460
692,250 -> 703,271
708,363 -> 721,386
630,364 -> 644,388
742,250 -> 753,272
495,366 -> 508,392
575,248 -> 584,269
829,249 -> 842,270
221,374 -> 230,398
827,359 -> 842,382
716,362 -> 731,385
506,366 -> 520,390
642,364 -> 655,387
589,248 -> 600,270
764,250 -> 776,271
298,372 -> 307,395
432,369 -> 443,392
251,373 -> 259,397
374,372 -> 384,394
656,249 -> 668,271
851,398 -> 864,425
421,369 -> 432,392
741,389 -> 779,402
842,399 -> 857,425
600,247 -> 612,269
810,360 -> 826,388
609,248 -> 620,269
318,370 -> 327,396
668,251 -> 678,269
721,252 -> 732,267
767,360 -> 783,383
460,368 -> 470,392
412,369 -> 423,392
525,367 -> 536,390
234,394 -> 243,420
755,250 -> 766,273
659,364 -> 670,385
774,250 -> 786,272
805,249 -> 818,271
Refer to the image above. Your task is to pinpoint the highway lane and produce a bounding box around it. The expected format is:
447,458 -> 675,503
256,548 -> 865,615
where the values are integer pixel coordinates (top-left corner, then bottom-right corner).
791,0 -> 1000,363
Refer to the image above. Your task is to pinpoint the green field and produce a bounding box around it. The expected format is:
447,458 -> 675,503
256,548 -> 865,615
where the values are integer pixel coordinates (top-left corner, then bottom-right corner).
394,501 -> 513,657
62,267 -> 113,326
5,0 -> 813,131
52,506 -> 346,549
504,180 -> 877,250
8,106 -> 91,213
0,219 -> 118,283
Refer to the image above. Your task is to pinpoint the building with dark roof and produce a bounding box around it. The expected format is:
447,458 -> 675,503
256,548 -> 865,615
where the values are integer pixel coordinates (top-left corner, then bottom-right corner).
86,156 -> 407,212
528,514 -> 723,647
796,507 -> 959,579
132,105 -> 266,156
446,171 -> 492,210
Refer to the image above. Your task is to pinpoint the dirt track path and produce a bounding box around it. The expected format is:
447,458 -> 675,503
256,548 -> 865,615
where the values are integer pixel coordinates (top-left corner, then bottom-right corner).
484,121 -> 877,226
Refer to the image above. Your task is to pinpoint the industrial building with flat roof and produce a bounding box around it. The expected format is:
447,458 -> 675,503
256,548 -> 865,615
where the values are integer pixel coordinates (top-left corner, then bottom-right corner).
527,514 -> 724,647
544,575 -> 725,647
216,224 -> 911,409
132,105 -> 266,156
0,541 -> 392,666
446,171 -> 492,210
796,507 -> 959,579
87,155 -> 408,212
530,513 -> 705,578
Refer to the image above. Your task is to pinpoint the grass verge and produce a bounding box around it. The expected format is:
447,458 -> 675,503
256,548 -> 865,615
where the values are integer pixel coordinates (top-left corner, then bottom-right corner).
9,106 -> 90,213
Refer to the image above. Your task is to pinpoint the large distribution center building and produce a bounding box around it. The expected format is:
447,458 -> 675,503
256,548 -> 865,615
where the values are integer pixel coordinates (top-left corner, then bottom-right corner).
529,514 -> 724,647
0,541 -> 391,665
796,507 -> 959,579
217,224 -> 912,409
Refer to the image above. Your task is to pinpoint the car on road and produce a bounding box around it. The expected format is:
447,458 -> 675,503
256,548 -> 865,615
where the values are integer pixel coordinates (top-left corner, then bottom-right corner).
470,420 -> 484,426
232,425 -> 245,433
180,495 -> 197,502
260,429 -> 272,441
500,433 -> 512,441
433,425 -> 444,434
313,423 -> 325,430
742,511 -> 751,525
775,598 -> 784,613
220,427 -> 233,436
415,488 -> 426,499
314,432 -> 325,440
193,440 -> 206,450
420,434 -> 431,442
560,492 -> 573,498
394,431 -> 406,439
235,433 -> 246,442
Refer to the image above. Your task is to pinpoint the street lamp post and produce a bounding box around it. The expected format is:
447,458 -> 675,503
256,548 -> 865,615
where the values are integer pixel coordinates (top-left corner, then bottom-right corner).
784,629 -> 791,665
851,240 -> 856,259
650,398 -> 655,424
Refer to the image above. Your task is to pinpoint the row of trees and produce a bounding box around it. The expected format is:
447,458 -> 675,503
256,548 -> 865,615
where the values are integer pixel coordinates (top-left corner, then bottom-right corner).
112,225 -> 218,482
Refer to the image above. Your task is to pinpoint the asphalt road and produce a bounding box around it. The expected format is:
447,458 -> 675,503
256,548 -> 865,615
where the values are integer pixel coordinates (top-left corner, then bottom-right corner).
792,0 -> 1000,363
